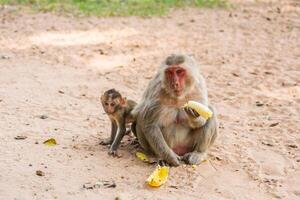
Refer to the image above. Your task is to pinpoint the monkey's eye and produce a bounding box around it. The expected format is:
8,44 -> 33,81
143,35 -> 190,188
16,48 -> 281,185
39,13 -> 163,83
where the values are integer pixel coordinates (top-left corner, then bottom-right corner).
105,102 -> 109,106
176,69 -> 185,75
165,70 -> 173,76
110,103 -> 116,107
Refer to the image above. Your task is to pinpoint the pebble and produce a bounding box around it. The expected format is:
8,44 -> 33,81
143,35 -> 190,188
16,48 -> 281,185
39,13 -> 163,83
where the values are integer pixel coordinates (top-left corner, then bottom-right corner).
14,136 -> 27,140
36,170 -> 45,176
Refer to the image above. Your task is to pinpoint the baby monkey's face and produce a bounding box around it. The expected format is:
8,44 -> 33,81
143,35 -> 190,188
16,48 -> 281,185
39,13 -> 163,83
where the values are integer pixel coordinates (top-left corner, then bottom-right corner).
102,97 -> 122,114
101,89 -> 124,115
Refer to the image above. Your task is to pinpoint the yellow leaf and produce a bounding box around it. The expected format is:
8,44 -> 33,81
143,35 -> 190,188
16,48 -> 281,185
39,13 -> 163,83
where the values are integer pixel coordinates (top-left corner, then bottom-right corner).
135,152 -> 149,162
146,166 -> 169,187
43,138 -> 57,146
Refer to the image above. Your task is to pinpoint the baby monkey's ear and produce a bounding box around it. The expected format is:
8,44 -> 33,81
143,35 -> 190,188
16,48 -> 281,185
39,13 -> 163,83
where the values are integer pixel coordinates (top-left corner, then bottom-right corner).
100,94 -> 104,102
120,97 -> 127,105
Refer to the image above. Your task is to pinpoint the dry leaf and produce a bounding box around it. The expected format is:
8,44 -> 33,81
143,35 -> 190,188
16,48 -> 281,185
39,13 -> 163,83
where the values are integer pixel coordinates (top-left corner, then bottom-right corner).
43,138 -> 57,146
136,152 -> 149,162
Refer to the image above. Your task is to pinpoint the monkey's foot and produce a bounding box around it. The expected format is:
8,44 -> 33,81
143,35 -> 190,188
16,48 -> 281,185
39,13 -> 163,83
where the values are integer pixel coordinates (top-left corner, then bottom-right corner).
165,152 -> 181,167
99,138 -> 112,145
129,138 -> 140,147
158,160 -> 170,167
182,152 -> 207,165
108,149 -> 122,157
125,129 -> 132,136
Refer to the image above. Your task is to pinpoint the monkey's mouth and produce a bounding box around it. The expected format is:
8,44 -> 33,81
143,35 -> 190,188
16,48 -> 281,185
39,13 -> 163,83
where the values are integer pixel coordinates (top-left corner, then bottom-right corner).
174,89 -> 183,96
106,110 -> 115,115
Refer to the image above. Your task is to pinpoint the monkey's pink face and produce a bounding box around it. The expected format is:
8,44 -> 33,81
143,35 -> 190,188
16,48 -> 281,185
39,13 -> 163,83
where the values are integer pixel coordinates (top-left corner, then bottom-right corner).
165,66 -> 187,96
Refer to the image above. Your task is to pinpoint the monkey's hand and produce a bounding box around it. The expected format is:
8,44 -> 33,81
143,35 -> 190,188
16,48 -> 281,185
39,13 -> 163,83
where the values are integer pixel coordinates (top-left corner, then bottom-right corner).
184,107 -> 200,118
184,107 -> 207,128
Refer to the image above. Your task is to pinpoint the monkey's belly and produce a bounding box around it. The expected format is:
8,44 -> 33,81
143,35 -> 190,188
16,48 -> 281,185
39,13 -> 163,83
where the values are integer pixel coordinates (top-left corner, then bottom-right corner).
172,145 -> 193,156
164,125 -> 194,156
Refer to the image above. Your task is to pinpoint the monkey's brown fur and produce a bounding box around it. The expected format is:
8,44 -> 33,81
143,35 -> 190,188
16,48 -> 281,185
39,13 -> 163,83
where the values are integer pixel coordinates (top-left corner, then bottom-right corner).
132,54 -> 218,166
100,89 -> 137,156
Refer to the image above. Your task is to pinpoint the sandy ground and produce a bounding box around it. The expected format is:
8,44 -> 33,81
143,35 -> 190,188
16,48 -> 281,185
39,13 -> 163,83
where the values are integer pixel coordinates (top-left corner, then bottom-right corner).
0,0 -> 300,199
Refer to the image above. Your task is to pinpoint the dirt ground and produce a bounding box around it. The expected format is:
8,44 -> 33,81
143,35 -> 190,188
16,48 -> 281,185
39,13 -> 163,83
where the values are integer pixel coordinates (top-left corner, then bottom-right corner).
0,0 -> 299,199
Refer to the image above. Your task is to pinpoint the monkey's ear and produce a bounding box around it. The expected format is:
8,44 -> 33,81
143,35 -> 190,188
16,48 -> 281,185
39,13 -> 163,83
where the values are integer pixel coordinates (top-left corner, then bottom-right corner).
100,94 -> 104,102
120,97 -> 127,105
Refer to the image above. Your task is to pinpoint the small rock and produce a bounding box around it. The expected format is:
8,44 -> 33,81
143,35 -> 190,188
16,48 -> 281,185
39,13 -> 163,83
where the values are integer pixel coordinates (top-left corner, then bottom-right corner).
170,185 -> 178,189
232,72 -> 239,77
97,49 -> 105,55
94,180 -> 116,188
287,144 -> 298,148
262,141 -> 274,147
264,71 -> 273,75
36,170 -> 45,176
14,135 -> 27,140
256,101 -> 264,107
269,122 -> 279,127
83,183 -> 94,189
83,180 -> 116,189
215,156 -> 222,161
39,115 -> 48,119
249,72 -> 258,75
1,55 -> 10,59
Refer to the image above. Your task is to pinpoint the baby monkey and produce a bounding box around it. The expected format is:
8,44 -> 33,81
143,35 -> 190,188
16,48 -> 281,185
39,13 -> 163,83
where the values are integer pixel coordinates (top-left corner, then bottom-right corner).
100,89 -> 137,156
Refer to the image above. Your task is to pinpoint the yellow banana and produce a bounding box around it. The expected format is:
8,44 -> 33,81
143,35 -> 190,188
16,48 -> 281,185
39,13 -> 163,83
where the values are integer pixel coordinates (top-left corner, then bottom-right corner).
184,101 -> 212,120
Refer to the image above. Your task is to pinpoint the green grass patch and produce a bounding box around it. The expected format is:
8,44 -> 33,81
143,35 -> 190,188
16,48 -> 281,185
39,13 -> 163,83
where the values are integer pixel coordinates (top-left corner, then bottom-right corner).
0,0 -> 228,16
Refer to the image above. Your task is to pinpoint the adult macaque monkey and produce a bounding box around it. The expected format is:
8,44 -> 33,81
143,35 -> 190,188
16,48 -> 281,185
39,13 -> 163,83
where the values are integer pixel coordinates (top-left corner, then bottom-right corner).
132,54 -> 218,166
